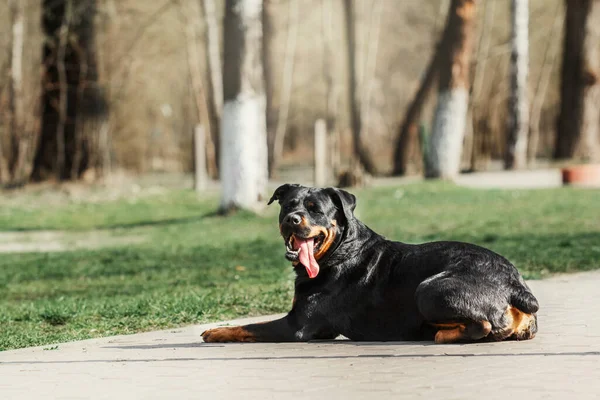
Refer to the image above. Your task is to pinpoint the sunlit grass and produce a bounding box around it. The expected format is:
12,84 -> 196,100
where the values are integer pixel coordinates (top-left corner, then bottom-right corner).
1,182 -> 598,350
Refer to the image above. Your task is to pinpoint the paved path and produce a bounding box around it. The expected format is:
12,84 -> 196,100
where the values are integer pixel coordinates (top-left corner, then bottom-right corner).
2,271 -> 600,399
276,166 -> 568,190
454,168 -> 564,189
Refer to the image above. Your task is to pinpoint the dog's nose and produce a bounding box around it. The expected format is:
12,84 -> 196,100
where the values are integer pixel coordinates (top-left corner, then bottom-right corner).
285,214 -> 302,225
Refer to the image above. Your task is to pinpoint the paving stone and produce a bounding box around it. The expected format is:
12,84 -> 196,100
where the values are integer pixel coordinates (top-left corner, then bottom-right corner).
1,271 -> 600,399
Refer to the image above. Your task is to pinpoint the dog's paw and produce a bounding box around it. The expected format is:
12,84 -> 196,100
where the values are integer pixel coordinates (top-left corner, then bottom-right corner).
201,326 -> 256,343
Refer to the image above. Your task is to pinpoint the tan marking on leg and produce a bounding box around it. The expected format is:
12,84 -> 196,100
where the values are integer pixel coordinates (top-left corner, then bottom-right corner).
201,326 -> 256,343
433,320 -> 492,343
507,306 -> 537,340
489,306 -> 537,341
434,325 -> 467,344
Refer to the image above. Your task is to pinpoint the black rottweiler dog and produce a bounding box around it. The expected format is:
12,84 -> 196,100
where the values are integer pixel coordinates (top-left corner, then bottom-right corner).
202,184 -> 539,344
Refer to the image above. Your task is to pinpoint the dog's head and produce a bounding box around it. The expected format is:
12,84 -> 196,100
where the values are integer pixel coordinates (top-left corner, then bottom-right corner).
268,184 -> 356,278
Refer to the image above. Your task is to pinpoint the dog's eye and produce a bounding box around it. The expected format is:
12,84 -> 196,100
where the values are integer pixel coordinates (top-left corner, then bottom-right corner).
305,201 -> 321,214
284,200 -> 299,211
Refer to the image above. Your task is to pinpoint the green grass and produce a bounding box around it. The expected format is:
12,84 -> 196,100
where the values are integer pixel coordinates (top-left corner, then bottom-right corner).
1,182 -> 599,351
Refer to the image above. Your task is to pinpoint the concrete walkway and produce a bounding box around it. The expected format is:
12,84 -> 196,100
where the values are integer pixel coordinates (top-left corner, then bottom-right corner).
276,166 -> 568,190
2,271 -> 600,399
454,168 -> 564,189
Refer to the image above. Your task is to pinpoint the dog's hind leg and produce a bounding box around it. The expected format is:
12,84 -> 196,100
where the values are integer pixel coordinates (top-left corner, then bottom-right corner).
416,273 -> 495,343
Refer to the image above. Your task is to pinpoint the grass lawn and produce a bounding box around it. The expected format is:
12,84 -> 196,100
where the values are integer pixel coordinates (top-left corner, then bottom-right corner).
1,182 -> 599,351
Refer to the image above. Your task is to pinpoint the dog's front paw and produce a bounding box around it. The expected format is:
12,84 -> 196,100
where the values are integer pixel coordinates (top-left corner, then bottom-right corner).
201,326 -> 256,343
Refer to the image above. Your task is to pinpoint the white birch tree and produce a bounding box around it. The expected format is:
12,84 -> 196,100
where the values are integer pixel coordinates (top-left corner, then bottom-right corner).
427,0 -> 477,179
220,0 -> 268,212
3,0 -> 26,184
505,0 -> 530,169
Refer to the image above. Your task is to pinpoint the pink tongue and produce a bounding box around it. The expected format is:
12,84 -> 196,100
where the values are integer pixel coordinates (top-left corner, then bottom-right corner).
296,238 -> 320,278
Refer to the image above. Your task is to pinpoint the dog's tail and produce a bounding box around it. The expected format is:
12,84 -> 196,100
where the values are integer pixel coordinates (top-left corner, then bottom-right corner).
510,286 -> 539,314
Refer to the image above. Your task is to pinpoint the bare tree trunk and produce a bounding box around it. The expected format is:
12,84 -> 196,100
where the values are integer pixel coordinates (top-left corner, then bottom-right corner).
0,136 -> 9,185
179,0 -> 217,178
343,0 -> 377,175
555,0 -> 600,162
32,0 -> 114,183
94,0 -> 116,180
3,0 -> 26,184
69,1 -> 100,181
393,2 -> 450,176
471,56 -> 509,171
361,0 -> 384,149
505,0 -> 530,169
71,40 -> 88,180
466,0 -> 495,171
263,0 -> 277,176
9,0 -> 25,164
528,2 -> 562,163
75,1 -> 108,181
322,0 -> 340,177
220,0 -> 268,213
428,0 -> 477,179
55,0 -> 73,181
201,0 -> 223,174
0,99 -> 9,184
393,48 -> 439,176
271,0 -> 299,174
5,0 -> 40,186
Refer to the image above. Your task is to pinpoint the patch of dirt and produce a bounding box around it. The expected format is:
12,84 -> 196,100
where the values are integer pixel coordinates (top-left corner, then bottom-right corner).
0,230 -> 146,253
0,171 -> 208,209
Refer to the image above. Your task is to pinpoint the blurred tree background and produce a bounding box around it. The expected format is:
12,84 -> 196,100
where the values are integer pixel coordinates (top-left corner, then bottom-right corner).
0,0 -> 598,196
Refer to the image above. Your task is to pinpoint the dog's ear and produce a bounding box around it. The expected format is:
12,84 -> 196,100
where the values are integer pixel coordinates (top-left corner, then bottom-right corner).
267,184 -> 300,205
325,187 -> 356,223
